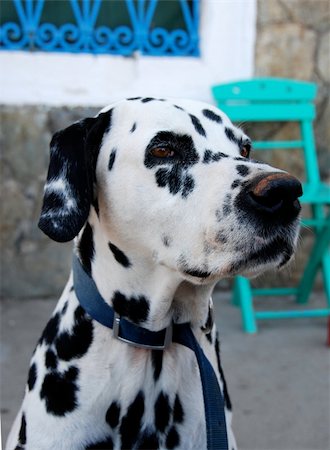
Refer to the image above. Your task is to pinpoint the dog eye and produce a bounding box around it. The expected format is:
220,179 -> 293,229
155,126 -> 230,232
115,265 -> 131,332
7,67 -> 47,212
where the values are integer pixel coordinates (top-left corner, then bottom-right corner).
240,142 -> 251,158
150,147 -> 175,158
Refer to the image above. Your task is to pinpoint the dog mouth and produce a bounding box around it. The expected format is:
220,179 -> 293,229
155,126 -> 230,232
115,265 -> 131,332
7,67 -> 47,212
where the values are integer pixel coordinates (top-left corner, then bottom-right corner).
178,215 -> 300,283
183,268 -> 213,279
180,229 -> 298,283
227,234 -> 296,276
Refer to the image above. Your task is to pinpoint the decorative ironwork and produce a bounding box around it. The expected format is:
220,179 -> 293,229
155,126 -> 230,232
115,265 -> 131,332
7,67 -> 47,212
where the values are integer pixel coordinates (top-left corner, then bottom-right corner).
0,0 -> 200,56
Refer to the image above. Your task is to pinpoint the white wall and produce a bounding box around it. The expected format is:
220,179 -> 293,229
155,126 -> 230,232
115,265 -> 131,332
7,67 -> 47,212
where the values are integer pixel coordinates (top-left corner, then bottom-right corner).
0,0 -> 256,106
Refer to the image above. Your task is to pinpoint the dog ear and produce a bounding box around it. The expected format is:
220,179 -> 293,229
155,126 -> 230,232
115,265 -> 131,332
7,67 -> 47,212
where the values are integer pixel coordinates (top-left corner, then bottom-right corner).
38,111 -> 112,242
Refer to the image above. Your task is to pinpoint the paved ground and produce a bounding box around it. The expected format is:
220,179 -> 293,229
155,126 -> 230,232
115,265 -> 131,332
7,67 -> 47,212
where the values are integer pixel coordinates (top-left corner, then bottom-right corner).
1,291 -> 329,450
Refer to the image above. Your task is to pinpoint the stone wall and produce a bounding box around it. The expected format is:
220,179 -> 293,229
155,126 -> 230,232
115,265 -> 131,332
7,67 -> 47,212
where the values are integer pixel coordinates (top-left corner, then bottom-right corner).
1,0 -> 329,298
246,0 -> 329,290
0,106 -> 99,298
255,0 -> 329,181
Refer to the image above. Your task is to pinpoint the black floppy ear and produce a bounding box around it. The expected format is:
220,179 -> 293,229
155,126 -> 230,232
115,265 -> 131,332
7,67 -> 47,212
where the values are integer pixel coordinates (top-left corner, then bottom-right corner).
38,111 -> 112,242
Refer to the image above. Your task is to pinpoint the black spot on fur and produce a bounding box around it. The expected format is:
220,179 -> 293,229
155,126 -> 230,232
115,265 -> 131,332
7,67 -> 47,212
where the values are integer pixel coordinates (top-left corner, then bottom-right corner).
231,179 -> 241,189
78,223 -> 94,276
151,350 -> 163,382
108,242 -> 132,268
173,104 -> 184,111
201,306 -> 214,340
112,291 -> 150,324
155,168 -> 169,188
167,169 -> 180,193
127,97 -> 142,101
40,313 -> 60,345
155,392 -> 171,432
215,232 -> 227,244
40,366 -> 79,416
203,150 -> 228,164
182,174 -> 195,198
86,437 -> 114,449
236,165 -> 250,177
108,149 -> 116,171
154,165 -> 195,198
189,114 -> 206,136
18,413 -> 26,445
45,349 -> 58,369
203,149 -> 212,164
165,426 -> 180,449
225,127 -> 239,144
55,306 -> 93,361
120,391 -> 145,449
27,363 -> 37,391
215,335 -> 232,411
131,123 -> 137,133
162,235 -> 171,247
141,97 -> 156,103
202,109 -> 222,123
223,194 -> 232,216
74,305 -> 86,321
138,430 -> 159,449
173,395 -> 184,424
106,401 -> 121,429
205,332 -> 212,344
62,300 -> 68,315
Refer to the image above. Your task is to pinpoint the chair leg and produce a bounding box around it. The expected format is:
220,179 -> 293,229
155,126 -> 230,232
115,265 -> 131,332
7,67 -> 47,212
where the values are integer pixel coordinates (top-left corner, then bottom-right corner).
297,222 -> 330,304
232,277 -> 240,306
322,251 -> 330,307
234,276 -> 257,334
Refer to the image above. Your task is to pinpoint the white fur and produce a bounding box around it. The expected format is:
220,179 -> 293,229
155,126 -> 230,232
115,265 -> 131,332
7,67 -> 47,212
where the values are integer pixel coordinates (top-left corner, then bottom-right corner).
7,98 -> 300,450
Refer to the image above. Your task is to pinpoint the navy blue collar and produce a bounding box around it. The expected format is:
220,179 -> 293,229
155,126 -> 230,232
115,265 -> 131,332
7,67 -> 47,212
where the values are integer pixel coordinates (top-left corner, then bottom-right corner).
73,255 -> 228,450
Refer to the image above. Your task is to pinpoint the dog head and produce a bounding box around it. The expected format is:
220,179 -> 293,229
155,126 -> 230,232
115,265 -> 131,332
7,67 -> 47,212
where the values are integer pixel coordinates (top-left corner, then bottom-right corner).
39,97 -> 302,283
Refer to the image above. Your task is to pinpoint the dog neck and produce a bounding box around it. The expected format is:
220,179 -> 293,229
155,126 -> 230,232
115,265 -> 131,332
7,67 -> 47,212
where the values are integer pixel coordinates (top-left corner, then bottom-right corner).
74,216 -> 215,332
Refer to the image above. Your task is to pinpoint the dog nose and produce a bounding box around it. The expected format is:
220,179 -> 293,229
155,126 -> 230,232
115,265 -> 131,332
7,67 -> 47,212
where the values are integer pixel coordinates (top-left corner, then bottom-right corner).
247,172 -> 302,217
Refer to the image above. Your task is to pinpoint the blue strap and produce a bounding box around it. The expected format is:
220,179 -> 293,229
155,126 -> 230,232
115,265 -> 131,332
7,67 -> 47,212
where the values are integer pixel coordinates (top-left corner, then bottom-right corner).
73,255 -> 171,348
72,255 -> 228,450
173,324 -> 229,450
73,255 -> 114,327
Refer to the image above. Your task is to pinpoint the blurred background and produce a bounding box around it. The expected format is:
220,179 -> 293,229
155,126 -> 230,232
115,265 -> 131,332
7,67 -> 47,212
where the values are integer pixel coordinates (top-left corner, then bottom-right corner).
0,1 -> 329,449
0,0 -> 329,298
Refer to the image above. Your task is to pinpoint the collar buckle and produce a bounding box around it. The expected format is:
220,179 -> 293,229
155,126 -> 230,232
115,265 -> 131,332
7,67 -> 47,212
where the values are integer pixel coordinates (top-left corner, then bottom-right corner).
113,312 -> 173,350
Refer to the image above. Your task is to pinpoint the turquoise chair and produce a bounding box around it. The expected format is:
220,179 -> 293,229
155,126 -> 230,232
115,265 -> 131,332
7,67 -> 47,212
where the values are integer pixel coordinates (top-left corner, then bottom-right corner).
212,78 -> 330,333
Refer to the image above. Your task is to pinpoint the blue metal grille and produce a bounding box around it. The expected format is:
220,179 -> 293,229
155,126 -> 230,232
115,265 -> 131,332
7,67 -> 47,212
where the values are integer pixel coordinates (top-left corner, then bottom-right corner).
0,0 -> 200,56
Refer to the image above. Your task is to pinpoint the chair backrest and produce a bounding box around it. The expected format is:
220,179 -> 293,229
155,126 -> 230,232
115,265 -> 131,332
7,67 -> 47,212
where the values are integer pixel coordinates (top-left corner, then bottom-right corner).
212,78 -> 317,121
212,78 -> 320,185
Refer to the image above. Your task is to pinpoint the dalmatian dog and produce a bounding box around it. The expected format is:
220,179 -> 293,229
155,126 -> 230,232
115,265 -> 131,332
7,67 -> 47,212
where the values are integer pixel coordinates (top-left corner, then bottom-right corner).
7,97 -> 302,450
